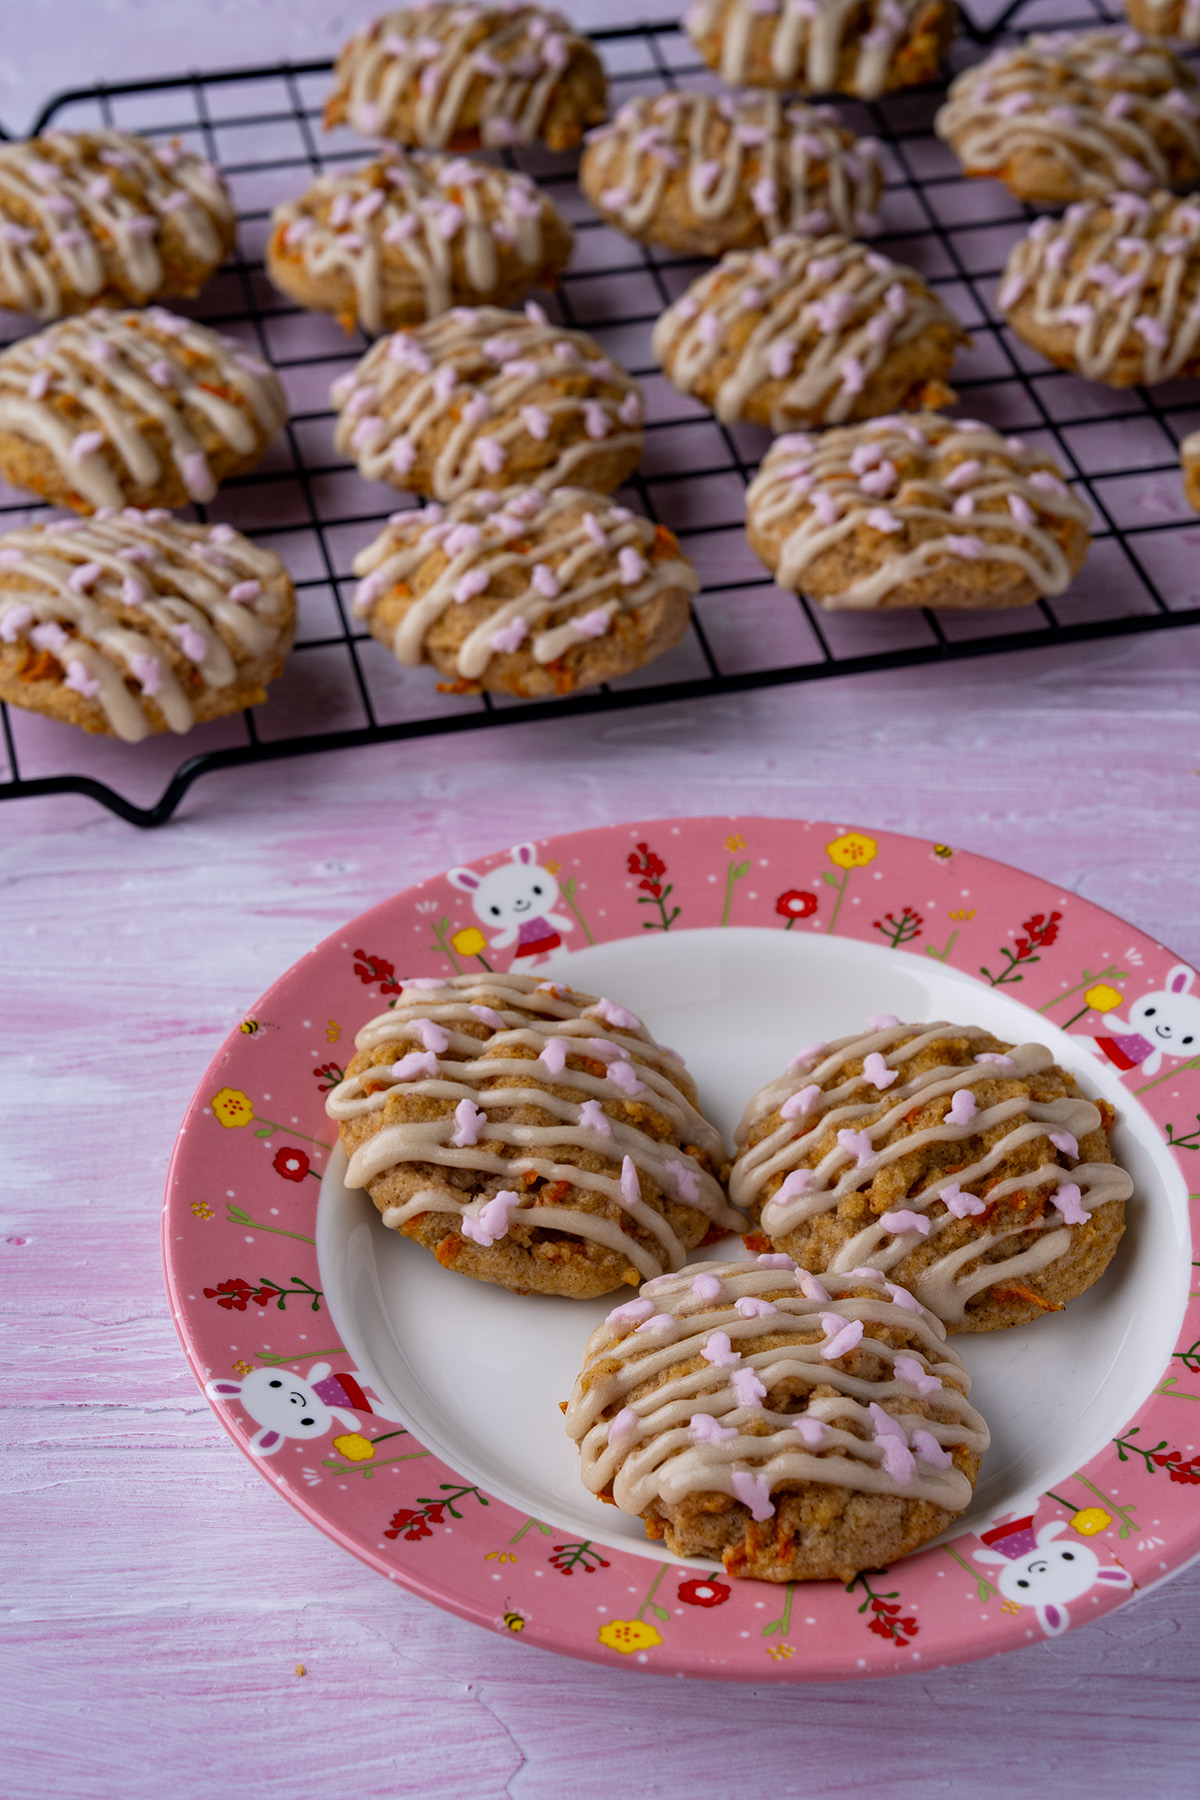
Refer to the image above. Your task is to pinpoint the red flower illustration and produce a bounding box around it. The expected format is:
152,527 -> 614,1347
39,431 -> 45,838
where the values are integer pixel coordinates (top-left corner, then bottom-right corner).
628,842 -> 667,898
203,1277 -> 255,1312
776,889 -> 818,923
352,948 -> 401,993
678,1576 -> 731,1608
384,1508 -> 433,1542
312,1061 -> 345,1092
1151,1447 -> 1200,1484
273,1146 -> 310,1182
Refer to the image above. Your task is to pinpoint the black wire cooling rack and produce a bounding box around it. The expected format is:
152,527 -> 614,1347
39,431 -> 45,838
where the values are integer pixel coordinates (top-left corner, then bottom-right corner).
3,2 -> 1200,826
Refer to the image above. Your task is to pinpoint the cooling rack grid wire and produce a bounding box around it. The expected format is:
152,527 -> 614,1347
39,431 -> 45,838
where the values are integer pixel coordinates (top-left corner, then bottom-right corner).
2,2 -> 1199,826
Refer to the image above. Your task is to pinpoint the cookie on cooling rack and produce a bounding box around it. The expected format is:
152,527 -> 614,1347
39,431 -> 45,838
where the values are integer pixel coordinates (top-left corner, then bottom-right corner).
323,3 -> 607,152
564,1259 -> 989,1580
580,90 -> 884,259
934,29 -> 1200,205
730,1018 -> 1133,1333
325,972 -> 740,1299
0,129 -> 235,323
0,510 -> 294,742
652,234 -> 967,432
744,413 -> 1091,611
1181,431 -> 1200,511
266,151 -> 573,338
0,308 -> 287,514
331,303 -> 643,502
1125,0 -> 1200,41
998,192 -> 1200,389
683,0 -> 956,101
351,484 -> 697,697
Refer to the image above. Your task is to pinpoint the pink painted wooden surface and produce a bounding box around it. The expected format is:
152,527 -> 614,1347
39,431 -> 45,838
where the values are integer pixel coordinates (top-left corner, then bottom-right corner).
3,4 -> 1200,1794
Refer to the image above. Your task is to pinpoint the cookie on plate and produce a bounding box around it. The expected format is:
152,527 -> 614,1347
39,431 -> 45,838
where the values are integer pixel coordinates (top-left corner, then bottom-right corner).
1125,0 -> 1200,42
730,1019 -> 1133,1333
325,972 -> 740,1299
684,0 -> 956,101
0,308 -> 288,514
266,151 -> 573,337
331,303 -> 643,501
580,90 -> 884,259
744,413 -> 1091,611
652,233 -> 967,431
934,29 -> 1200,205
323,3 -> 607,152
0,510 -> 294,741
0,129 -> 235,323
564,1259 -> 989,1580
351,484 -> 697,696
998,191 -> 1200,388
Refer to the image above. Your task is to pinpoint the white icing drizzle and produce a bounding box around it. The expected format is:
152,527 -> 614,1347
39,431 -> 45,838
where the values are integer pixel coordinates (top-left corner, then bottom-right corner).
326,973 -> 740,1281
270,150 -> 566,335
326,3 -> 601,150
730,1022 -> 1133,1325
683,0 -> 947,101
1132,0 -> 1200,43
999,191 -> 1200,387
0,308 -> 287,511
351,484 -> 697,680
0,509 -> 292,741
745,412 -> 1091,610
652,232 -> 964,430
934,29 -> 1200,200
331,304 -> 643,501
565,1261 -> 988,1520
0,129 -> 233,322
582,90 -> 883,245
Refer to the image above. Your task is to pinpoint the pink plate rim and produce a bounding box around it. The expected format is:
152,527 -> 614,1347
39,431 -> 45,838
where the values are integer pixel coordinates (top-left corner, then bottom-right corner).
163,815 -> 1200,1681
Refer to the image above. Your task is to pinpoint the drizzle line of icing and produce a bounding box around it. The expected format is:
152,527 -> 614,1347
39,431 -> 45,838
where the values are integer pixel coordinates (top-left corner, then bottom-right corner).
331,304 -> 642,500
326,973 -> 740,1281
0,308 -> 287,509
328,3 -> 595,150
652,232 -> 963,430
565,1261 -> 988,1518
745,413 -> 1090,609
730,1021 -> 1133,1324
351,484 -> 697,678
271,150 -> 565,335
935,30 -> 1200,199
999,191 -> 1200,386
0,510 -> 291,741
0,129 -> 232,322
684,0 -> 944,101
582,90 -> 883,244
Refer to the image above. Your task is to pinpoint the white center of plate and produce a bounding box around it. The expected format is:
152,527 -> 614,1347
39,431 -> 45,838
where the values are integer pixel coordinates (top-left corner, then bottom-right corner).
318,927 -> 1190,1565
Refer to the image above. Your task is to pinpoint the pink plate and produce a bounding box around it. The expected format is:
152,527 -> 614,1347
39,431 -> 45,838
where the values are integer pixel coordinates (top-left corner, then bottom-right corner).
164,816 -> 1200,1679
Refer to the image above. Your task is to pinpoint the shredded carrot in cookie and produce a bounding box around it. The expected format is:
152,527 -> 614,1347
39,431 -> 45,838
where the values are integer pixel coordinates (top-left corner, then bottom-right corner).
992,1282 -> 1062,1312
434,1234 -> 462,1267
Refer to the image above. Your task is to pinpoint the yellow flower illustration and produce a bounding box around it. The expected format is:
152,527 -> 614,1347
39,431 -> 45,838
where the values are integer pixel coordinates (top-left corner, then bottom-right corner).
210,1087 -> 254,1128
452,926 -> 488,957
191,1201 -> 214,1221
597,1619 -> 662,1655
1071,1507 -> 1112,1536
725,834 -> 747,852
1001,1599 -> 1022,1615
826,831 -> 877,870
1085,984 -> 1123,1014
485,1549 -> 518,1563
325,1019 -> 342,1044
233,1360 -> 254,1376
331,1432 -> 375,1463
949,908 -> 976,922
543,860 -> 561,875
766,1643 -> 795,1661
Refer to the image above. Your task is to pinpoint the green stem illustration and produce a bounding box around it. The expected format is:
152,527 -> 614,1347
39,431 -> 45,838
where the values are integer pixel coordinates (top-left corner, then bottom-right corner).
762,1582 -> 796,1638
1135,1055 -> 1200,1096
428,916 -> 464,974
823,867 -> 851,936
1065,1472 -> 1138,1540
1037,965 -> 1128,1014
638,887 -> 680,931
251,1116 -> 328,1147
509,1516 -> 551,1545
1166,1114 -> 1200,1151
227,1202 -> 316,1244
256,1344 -> 344,1367
559,876 -> 596,946
721,858 -> 751,927
942,1545 -> 998,1602
924,929 -> 960,964
1155,1374 -> 1200,1403
635,1563 -> 670,1623
324,1448 -> 431,1479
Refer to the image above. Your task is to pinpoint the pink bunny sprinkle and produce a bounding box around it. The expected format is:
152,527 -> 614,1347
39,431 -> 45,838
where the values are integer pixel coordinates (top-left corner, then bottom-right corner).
776,1169 -> 814,1204
690,1412 -> 737,1444
470,1005 -> 505,1028
451,1098 -> 484,1147
880,1209 -> 930,1236
975,1051 -> 1016,1068
1054,1182 -> 1091,1225
912,1429 -> 952,1467
462,1189 -> 521,1247
608,1059 -> 641,1095
787,1042 -> 826,1070
838,1128 -> 875,1168
862,1051 -> 897,1090
619,1156 -> 642,1210
820,1315 -> 864,1360
886,1281 -> 922,1313
782,1084 -> 820,1120
731,1468 -> 774,1520
573,608 -> 611,639
64,660 -> 101,699
736,1296 -> 777,1318
799,1273 -> 830,1301
757,1253 -> 794,1269
731,1367 -> 766,1408
538,1037 -> 569,1075
391,1049 -> 439,1081
702,1332 -> 740,1367
608,1297 -> 654,1326
667,1158 -> 700,1203
894,1354 -> 942,1396
941,1184 -> 985,1218
577,1099 -> 612,1138
607,1408 -> 638,1441
636,1313 -> 674,1334
692,1271 -> 723,1301
949,1088 -> 977,1125
792,1417 -> 827,1447
1049,1129 -> 1078,1157
413,1018 -> 449,1053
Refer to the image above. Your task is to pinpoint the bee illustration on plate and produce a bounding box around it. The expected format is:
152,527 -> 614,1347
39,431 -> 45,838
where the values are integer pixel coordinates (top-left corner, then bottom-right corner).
238,1017 -> 278,1037
931,843 -> 954,863
499,1608 -> 527,1634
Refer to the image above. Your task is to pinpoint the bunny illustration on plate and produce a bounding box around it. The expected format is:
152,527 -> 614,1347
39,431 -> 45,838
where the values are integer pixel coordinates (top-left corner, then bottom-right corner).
973,1515 -> 1133,1637
449,842 -> 575,967
1085,964 -> 1200,1076
206,1361 -> 398,1457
